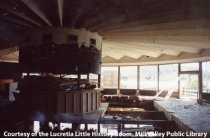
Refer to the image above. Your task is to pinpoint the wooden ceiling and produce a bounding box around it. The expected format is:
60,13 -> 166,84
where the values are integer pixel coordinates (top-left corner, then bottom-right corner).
0,0 -> 210,64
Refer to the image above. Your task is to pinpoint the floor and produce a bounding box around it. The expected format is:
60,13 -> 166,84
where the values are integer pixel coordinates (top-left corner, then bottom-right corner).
154,99 -> 210,133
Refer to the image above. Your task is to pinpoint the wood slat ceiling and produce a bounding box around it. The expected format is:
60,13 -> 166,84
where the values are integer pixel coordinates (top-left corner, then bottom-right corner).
0,0 -> 209,63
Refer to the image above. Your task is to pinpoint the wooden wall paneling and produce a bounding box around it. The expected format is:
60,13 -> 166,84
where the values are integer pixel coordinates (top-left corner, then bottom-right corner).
91,92 -> 94,111
88,92 -> 92,112
92,92 -> 96,111
82,92 -> 87,113
57,93 -> 66,113
73,93 -> 81,113
66,93 -> 73,113
86,92 -> 88,113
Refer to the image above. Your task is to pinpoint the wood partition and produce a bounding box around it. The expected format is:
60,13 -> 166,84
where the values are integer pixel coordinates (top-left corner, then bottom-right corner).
57,90 -> 100,114
19,89 -> 101,114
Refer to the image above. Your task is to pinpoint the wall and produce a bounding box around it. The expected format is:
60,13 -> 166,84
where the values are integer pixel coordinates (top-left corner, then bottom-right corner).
23,28 -> 102,50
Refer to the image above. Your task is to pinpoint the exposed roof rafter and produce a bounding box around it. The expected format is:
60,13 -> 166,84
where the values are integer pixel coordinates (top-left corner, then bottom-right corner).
21,0 -> 52,26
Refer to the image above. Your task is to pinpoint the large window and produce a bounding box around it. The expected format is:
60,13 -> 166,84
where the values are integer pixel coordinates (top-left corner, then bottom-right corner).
139,66 -> 158,90
202,61 -> 210,93
101,67 -> 118,88
159,64 -> 178,92
100,61 -> 208,97
120,66 -> 137,89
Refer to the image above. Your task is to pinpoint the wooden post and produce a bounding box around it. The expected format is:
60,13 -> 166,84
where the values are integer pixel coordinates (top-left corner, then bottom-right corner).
137,66 -> 140,95
117,66 -> 120,95
178,63 -> 181,98
77,74 -> 81,90
198,62 -> 203,104
98,74 -> 101,88
157,65 -> 160,93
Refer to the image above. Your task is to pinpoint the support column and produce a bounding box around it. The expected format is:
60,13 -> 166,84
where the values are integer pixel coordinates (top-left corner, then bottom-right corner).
117,66 -> 120,95
198,62 -> 203,104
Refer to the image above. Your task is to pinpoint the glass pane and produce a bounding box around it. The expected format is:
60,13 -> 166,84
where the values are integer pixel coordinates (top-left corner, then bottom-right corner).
159,64 -> 178,92
101,67 -> 118,88
180,74 -> 198,99
63,75 -> 78,78
89,73 -> 98,84
202,61 -> 210,93
81,75 -> 87,79
120,66 -> 137,89
139,66 -> 158,90
181,62 -> 199,71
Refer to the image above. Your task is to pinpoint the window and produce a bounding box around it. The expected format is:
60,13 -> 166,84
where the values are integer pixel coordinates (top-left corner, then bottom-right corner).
159,64 -> 178,92
180,62 -> 199,71
90,38 -> 96,45
63,75 -> 78,78
101,67 -> 118,88
140,66 -> 158,90
180,74 -> 198,99
202,61 -> 210,93
89,73 -> 98,84
120,66 -> 137,89
22,73 -> 40,77
81,75 -> 87,79
68,35 -> 78,42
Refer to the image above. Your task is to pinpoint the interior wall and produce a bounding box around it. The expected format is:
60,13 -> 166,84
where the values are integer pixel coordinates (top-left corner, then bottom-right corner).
23,28 -> 102,50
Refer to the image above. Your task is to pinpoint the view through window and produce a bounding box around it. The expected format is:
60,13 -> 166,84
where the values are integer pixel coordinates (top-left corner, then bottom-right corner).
139,66 -> 158,90
159,64 -> 178,93
101,67 -> 118,88
180,62 -> 199,99
202,61 -> 210,93
180,62 -> 199,71
120,66 -> 137,89
100,62 -> 209,99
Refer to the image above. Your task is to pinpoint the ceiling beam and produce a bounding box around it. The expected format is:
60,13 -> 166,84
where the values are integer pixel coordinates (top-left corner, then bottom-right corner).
0,47 -> 18,58
1,51 -> 19,61
70,1 -> 91,27
57,0 -> 64,27
0,20 -> 26,30
93,4 -> 210,31
0,4 -> 42,27
0,14 -> 33,28
21,0 -> 52,27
